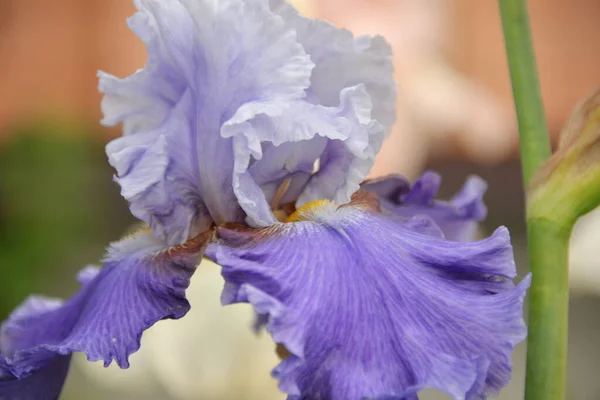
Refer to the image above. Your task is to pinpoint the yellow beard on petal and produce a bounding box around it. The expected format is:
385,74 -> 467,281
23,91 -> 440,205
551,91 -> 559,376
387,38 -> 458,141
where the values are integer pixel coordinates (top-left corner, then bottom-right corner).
285,199 -> 335,223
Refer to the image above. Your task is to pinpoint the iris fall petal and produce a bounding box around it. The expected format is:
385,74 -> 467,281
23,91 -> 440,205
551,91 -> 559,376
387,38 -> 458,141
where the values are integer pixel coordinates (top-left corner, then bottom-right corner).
0,228 -> 210,398
0,356 -> 71,400
0,297 -> 72,400
206,200 -> 529,400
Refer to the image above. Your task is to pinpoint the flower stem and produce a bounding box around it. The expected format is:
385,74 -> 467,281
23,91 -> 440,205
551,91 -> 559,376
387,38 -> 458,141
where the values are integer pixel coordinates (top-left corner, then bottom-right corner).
499,0 -> 551,185
524,217 -> 570,400
498,1 -> 566,399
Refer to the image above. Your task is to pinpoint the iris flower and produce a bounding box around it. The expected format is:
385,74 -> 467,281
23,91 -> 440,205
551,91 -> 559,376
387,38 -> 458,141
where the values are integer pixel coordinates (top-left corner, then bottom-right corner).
0,1 -> 529,399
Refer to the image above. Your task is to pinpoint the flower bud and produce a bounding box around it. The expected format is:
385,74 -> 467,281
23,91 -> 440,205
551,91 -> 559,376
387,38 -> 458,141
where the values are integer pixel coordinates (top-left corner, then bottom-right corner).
529,88 -> 600,227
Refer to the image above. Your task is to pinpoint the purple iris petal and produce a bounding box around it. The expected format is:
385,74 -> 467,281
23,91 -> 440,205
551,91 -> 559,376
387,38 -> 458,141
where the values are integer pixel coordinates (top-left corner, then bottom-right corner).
0,229 -> 209,397
362,171 -> 488,241
1,296 -> 72,400
206,200 -> 529,400
0,355 -> 71,400
101,0 -> 396,237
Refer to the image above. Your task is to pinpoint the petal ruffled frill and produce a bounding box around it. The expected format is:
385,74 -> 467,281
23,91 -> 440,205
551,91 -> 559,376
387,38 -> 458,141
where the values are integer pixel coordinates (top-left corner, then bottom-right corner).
362,171 -> 488,241
0,229 -> 211,398
206,197 -> 529,400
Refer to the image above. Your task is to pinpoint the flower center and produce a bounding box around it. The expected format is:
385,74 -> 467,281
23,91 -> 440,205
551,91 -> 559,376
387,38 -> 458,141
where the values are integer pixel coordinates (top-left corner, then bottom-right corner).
270,178 -> 337,223
285,199 -> 335,222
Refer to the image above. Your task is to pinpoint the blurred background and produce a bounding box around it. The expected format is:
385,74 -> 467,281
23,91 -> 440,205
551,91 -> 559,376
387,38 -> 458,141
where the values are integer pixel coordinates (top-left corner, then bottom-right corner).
1,0 -> 600,399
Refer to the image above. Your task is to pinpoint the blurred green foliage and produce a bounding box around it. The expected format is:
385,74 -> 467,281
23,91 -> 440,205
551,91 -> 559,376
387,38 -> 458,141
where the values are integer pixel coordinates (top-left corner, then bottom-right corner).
0,120 -> 133,319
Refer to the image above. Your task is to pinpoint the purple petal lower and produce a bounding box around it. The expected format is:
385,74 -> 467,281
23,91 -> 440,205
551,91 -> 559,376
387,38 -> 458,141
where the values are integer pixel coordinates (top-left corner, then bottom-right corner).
0,296 -> 72,400
0,355 -> 71,400
362,172 -> 488,241
206,204 -> 529,400
0,228 -> 209,397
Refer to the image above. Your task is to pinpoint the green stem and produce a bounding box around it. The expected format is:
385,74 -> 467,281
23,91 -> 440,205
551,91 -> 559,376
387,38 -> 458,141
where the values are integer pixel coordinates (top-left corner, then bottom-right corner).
499,0 -> 551,185
524,218 -> 570,399
498,1 -> 566,399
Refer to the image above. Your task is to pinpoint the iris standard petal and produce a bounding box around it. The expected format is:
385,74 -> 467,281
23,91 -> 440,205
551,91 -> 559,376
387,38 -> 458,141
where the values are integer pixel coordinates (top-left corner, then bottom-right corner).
101,0 -> 396,236
206,197 -> 529,400
230,84 -> 385,226
363,171 -> 488,241
106,93 -> 212,245
0,228 -> 211,397
101,0 -> 315,240
229,0 -> 396,226
269,0 -> 396,128
97,1 -> 188,136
